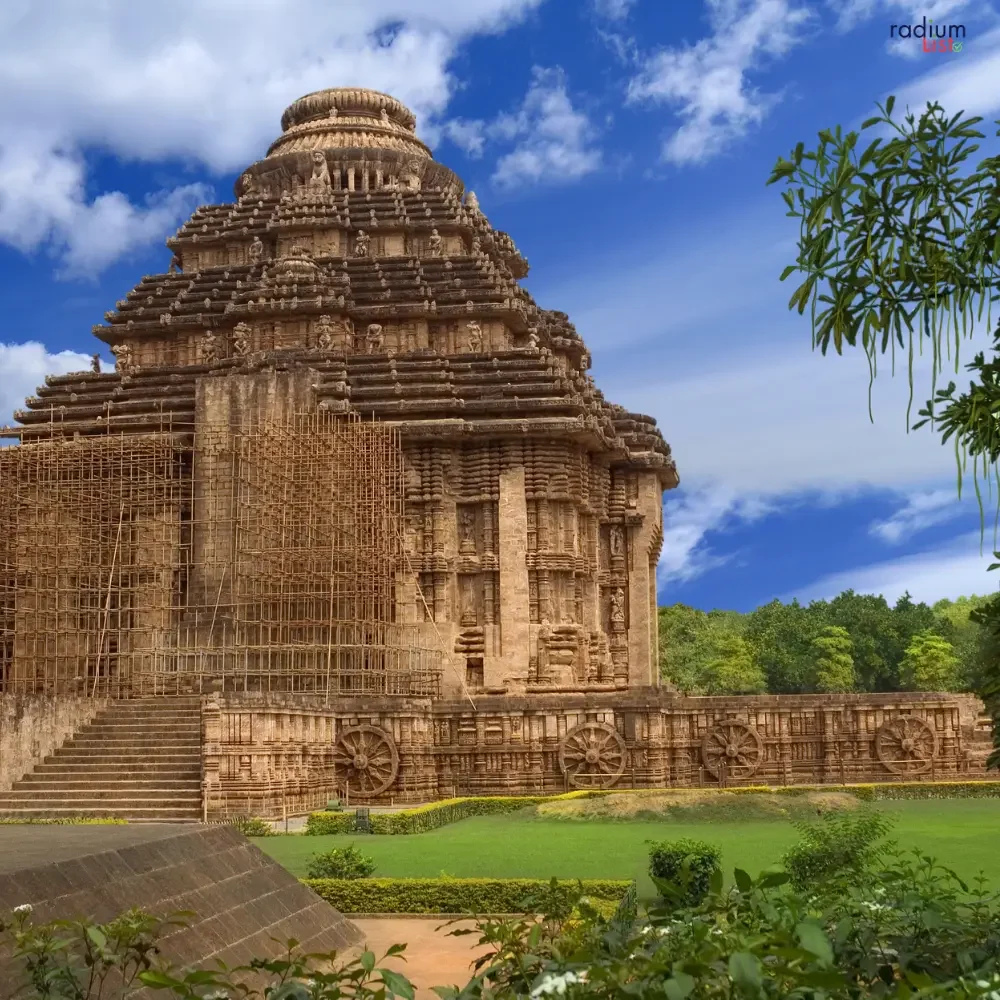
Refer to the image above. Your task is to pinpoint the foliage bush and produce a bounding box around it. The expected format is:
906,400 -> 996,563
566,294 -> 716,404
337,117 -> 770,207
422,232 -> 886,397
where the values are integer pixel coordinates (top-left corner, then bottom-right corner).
305,843 -> 377,880
0,904 -> 414,999
227,815 -> 274,837
782,808 -> 895,891
646,838 -> 722,907
305,810 -> 357,835
304,876 -> 632,915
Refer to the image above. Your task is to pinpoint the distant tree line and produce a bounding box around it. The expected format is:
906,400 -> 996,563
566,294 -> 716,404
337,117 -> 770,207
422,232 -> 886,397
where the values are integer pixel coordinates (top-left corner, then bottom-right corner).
658,591 -> 993,695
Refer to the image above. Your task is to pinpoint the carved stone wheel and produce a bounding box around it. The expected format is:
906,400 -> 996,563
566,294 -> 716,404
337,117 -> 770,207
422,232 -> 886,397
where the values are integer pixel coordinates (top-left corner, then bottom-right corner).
875,716 -> 937,775
701,721 -> 764,779
558,722 -> 626,789
334,725 -> 399,797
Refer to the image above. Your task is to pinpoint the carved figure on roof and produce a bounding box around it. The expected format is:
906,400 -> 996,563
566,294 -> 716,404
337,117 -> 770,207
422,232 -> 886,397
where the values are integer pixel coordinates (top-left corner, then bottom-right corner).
380,108 -> 390,124
366,323 -> 384,354
307,150 -> 332,192
465,191 -> 481,214
111,343 -> 133,374
90,353 -> 101,374
315,314 -> 337,350
168,255 -> 181,274
400,159 -> 422,192
466,320 -> 483,352
328,105 -> 338,119
470,235 -> 481,254
527,328 -> 540,350
231,322 -> 251,358
240,171 -> 259,198
354,230 -> 370,258
199,330 -> 219,364
581,349 -> 592,371
248,236 -> 265,264
427,229 -> 442,257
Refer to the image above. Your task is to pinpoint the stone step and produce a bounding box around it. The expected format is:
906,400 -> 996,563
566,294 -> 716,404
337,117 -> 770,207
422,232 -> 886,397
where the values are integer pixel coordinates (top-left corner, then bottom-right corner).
63,737 -> 202,749
42,753 -> 200,766
29,759 -> 201,781
79,725 -> 202,737
0,790 -> 201,805
0,807 -> 202,821
14,778 -> 201,792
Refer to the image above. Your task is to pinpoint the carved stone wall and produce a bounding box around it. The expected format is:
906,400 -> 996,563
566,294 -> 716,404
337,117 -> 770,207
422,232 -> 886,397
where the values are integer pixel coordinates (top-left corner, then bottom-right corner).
200,690 -> 990,817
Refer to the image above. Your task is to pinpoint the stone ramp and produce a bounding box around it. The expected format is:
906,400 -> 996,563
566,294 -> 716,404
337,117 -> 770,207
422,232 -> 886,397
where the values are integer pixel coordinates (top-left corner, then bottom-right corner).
0,824 -> 361,996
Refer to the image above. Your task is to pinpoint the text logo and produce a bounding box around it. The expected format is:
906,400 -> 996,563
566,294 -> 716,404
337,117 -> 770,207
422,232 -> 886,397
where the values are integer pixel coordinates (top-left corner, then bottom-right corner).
889,17 -> 966,52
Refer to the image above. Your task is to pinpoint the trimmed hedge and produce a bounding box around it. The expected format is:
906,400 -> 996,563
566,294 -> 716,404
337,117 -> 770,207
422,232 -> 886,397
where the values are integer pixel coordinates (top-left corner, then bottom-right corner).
303,876 -> 633,914
302,781 -> 1000,836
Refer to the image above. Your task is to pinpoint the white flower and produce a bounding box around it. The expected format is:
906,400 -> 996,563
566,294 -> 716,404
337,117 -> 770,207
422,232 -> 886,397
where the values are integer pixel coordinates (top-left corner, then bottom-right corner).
203,991 -> 230,1000
12,904 -> 32,916
530,971 -> 588,997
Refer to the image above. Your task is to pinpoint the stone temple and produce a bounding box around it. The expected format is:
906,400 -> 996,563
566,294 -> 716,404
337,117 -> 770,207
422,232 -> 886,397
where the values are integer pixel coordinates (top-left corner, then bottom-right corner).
0,88 -> 988,819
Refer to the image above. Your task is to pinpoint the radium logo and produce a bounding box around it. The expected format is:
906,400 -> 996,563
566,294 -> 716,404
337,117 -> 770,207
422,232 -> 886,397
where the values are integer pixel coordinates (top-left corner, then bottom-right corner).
889,17 -> 966,52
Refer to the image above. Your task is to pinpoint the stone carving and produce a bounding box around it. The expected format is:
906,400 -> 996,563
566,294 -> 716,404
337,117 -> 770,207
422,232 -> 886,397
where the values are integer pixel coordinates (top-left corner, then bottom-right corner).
458,506 -> 476,553
558,722 -> 626,789
354,229 -> 370,257
334,725 -> 399,797
199,330 -> 220,363
315,314 -> 337,350
609,525 -> 623,557
701,722 -> 764,780
465,191 -> 481,214
307,150 -> 332,192
240,171 -> 259,197
111,343 -> 133,374
427,229 -> 442,257
248,236 -> 265,264
401,159 -> 422,191
90,354 -> 101,374
466,320 -> 483,352
380,108 -> 390,124
610,588 -> 626,628
231,322 -> 251,358
875,716 -> 936,775
366,323 -> 384,354
168,255 -> 181,274
527,328 -> 540,350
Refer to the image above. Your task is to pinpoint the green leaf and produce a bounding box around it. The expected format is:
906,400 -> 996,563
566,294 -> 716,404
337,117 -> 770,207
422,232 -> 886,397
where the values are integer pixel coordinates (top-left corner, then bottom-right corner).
757,871 -> 791,889
861,116 -> 882,130
665,972 -> 696,1000
379,967 -> 415,999
796,922 -> 834,966
361,950 -> 376,972
733,868 -> 752,893
728,952 -> 762,990
85,926 -> 107,950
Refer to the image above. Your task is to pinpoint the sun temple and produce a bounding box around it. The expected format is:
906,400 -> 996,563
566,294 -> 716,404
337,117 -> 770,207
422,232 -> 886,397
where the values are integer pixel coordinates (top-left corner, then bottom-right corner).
0,88 -> 989,819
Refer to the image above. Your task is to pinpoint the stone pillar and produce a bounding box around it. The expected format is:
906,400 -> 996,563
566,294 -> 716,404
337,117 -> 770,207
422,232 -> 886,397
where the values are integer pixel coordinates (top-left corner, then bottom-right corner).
494,464 -> 530,690
627,471 -> 661,687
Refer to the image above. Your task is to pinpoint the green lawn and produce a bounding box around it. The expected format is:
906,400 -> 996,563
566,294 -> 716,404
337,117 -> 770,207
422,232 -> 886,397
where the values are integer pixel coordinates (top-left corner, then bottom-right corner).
256,799 -> 1000,900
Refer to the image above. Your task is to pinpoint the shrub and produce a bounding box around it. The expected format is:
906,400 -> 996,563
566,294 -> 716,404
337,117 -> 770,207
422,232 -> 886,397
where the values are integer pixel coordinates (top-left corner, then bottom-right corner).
227,815 -> 273,837
304,876 -> 632,915
305,843 -> 377,880
782,808 -> 894,891
647,838 -> 722,907
368,796 -> 547,834
305,810 -> 356,835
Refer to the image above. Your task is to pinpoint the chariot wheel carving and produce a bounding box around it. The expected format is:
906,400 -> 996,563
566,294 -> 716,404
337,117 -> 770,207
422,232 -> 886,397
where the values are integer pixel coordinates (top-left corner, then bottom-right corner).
334,725 -> 399,797
875,716 -> 936,775
701,721 -> 764,779
558,721 -> 626,789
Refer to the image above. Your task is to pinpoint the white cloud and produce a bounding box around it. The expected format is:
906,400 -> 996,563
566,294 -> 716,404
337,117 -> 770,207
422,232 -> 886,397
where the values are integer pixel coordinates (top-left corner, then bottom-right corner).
0,0 -> 542,276
869,489 -> 968,543
592,0 -> 636,19
441,119 -> 487,158
784,531 -> 1000,605
658,487 -> 776,586
828,0 -> 971,33
625,0 -> 814,164
491,68 -> 602,187
0,342 -> 94,429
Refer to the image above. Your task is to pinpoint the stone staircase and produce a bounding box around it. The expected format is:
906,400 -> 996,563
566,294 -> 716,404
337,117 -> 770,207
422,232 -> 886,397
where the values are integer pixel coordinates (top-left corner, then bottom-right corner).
0,697 -> 204,821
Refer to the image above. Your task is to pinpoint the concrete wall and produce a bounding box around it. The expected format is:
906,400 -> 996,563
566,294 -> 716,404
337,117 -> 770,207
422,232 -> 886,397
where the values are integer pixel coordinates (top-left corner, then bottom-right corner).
0,696 -> 107,791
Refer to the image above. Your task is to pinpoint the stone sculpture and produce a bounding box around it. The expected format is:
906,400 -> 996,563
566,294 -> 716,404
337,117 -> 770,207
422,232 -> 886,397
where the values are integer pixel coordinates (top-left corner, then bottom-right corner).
354,229 -> 370,257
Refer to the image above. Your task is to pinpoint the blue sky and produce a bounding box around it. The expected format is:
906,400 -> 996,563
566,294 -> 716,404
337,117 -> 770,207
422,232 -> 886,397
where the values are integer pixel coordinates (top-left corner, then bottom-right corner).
2,0 -> 1000,613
